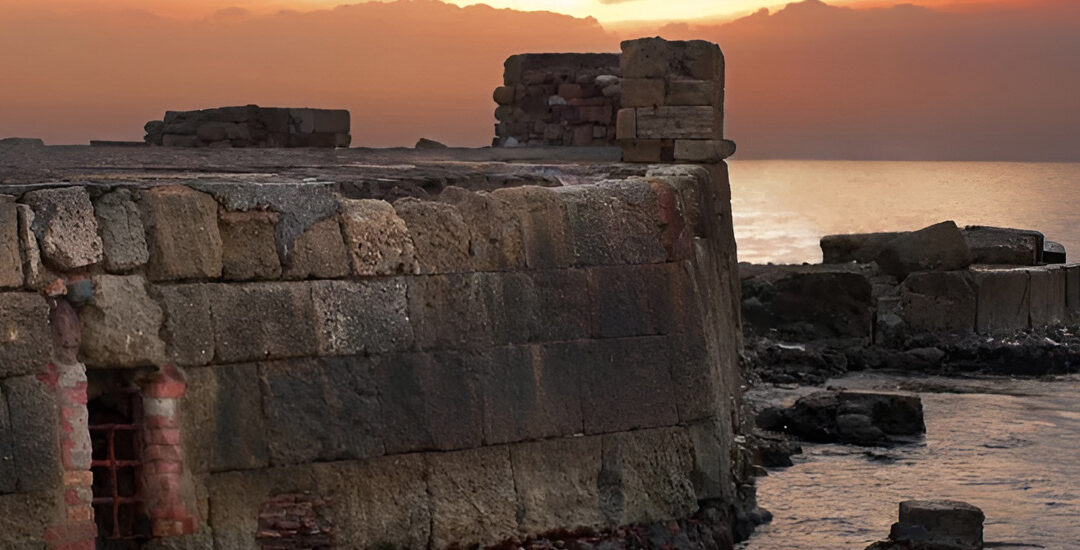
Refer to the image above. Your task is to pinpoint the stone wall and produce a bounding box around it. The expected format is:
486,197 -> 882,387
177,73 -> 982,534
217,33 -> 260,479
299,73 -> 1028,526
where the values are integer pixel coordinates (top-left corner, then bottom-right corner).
0,162 -> 747,548
144,105 -> 351,148
493,53 -> 621,147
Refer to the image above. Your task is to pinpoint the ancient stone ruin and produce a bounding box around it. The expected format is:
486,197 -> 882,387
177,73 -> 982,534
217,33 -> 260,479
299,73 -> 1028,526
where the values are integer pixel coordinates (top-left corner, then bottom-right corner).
143,105 -> 351,148
0,37 -> 754,550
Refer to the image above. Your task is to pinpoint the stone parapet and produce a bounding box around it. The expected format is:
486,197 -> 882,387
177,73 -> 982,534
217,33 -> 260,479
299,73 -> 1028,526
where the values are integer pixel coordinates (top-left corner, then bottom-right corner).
144,105 -> 350,148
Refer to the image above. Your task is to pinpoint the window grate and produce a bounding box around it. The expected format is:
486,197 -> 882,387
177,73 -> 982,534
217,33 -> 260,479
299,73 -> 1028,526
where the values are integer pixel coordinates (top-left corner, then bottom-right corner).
89,389 -> 150,546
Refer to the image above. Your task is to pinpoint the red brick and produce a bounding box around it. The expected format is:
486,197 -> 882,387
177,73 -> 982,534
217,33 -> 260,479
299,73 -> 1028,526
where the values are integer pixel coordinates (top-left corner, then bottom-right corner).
144,428 -> 182,446
144,444 -> 183,462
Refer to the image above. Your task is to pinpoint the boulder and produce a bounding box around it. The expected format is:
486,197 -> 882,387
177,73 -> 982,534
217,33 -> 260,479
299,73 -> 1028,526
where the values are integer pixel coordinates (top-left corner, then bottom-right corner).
883,500 -> 984,550
875,221 -> 972,280
775,390 -> 924,446
820,232 -> 906,264
961,225 -> 1042,266
741,265 -> 874,340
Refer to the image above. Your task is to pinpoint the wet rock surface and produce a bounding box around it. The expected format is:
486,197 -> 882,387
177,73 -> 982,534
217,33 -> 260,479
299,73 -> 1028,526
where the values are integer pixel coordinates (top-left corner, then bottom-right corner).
866,500 -> 984,550
757,390 -> 925,446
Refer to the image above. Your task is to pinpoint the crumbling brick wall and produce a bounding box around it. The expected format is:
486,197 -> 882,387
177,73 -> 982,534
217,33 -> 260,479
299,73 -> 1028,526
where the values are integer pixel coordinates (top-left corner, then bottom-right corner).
143,105 -> 351,148
493,53 -> 621,147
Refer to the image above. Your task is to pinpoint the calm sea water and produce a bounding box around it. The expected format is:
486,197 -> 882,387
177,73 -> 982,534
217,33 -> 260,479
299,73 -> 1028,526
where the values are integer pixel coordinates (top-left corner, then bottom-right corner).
728,161 -> 1080,265
740,374 -> 1080,549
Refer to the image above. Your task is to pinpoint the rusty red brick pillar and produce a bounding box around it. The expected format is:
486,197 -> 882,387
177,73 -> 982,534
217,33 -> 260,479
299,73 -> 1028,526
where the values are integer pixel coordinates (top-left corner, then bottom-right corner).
40,295 -> 97,550
139,365 -> 198,537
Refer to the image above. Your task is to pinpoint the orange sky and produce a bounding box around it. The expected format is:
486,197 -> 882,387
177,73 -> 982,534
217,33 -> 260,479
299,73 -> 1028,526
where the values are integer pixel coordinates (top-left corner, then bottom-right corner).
1,0 -> 1077,159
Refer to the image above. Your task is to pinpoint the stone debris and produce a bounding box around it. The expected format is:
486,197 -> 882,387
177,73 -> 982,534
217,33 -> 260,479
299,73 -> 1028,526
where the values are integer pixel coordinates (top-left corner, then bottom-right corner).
866,500 -> 985,550
144,104 -> 350,148
757,390 -> 925,446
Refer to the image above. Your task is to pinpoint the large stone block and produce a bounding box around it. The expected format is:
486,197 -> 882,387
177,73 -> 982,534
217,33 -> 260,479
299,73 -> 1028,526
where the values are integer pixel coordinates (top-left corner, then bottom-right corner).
439,187 -> 526,271
0,201 -> 22,288
312,454 -> 431,549
376,351 -> 484,454
510,436 -> 605,536
741,265 -> 874,339
686,418 -> 733,502
209,282 -> 318,363
588,264 -> 685,339
1066,264 -> 1080,318
480,345 -> 583,445
619,139 -> 669,163
16,204 -> 49,289
259,357 -> 383,466
209,364 -> 269,471
80,275 -> 166,367
93,189 -> 149,273
498,269 -> 591,343
673,139 -> 735,162
0,492 -> 59,544
666,79 -> 716,106
21,187 -> 103,271
312,279 -> 413,355
428,446 -> 518,548
600,428 -> 698,525
1028,266 -> 1067,327
635,106 -> 717,140
821,232 -> 906,264
621,78 -> 666,108
899,271 -> 976,334
218,210 -> 281,280
556,181 -> 667,266
339,199 -> 419,276
962,225 -> 1042,266
281,218 -> 350,280
154,284 -> 214,366
562,338 -> 680,435
208,467 -> 315,550
393,198 -> 472,274
408,273 -> 499,350
615,108 -> 637,140
491,186 -> 573,270
973,268 -> 1030,333
620,37 -> 723,81
2,375 -> 61,492
891,500 -> 984,550
875,221 -> 972,281
140,186 -> 223,281
0,292 -> 51,378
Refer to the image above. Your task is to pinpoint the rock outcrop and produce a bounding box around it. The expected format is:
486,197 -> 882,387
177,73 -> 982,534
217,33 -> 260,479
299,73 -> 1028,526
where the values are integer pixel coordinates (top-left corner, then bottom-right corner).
757,390 -> 925,446
867,500 -> 984,550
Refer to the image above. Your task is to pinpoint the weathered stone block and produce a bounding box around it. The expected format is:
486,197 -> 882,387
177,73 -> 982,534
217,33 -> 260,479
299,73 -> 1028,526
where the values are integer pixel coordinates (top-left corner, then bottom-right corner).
2,375 -> 61,492
615,108 -> 637,140
439,187 -> 526,271
408,273 -> 498,350
899,271 -> 976,334
0,492 -> 59,544
480,345 -> 582,444
428,446 -> 518,549
393,198 -> 471,274
741,266 -> 874,339
673,139 -> 735,162
140,186 -> 223,281
16,204 -> 48,289
493,85 -> 516,105
621,37 -> 723,81
209,282 -> 317,363
259,357 -> 383,466
312,455 -> 431,549
376,351 -> 484,454
973,268 -> 1030,333
498,270 -> 591,343
339,199 -> 419,276
634,106 -> 717,140
21,187 -> 103,271
556,181 -> 668,266
93,189 -> 149,273
511,436 -> 605,536
491,186 -> 573,270
281,218 -> 350,280
0,293 -> 51,378
619,138 -> 666,163
211,364 -> 269,471
154,284 -> 214,366
80,275 -> 166,367
891,500 -> 984,550
208,467 -> 314,550
821,231 -> 906,264
875,221 -> 972,281
1028,266 -> 1067,327
0,201 -> 22,288
218,210 -> 281,280
312,278 -> 413,355
559,338 -> 679,434
600,427 -> 697,525
666,79 -> 715,106
686,418 -> 732,501
962,225 -> 1042,266
1065,264 -> 1080,318
620,78 -> 666,108
588,264 -> 686,339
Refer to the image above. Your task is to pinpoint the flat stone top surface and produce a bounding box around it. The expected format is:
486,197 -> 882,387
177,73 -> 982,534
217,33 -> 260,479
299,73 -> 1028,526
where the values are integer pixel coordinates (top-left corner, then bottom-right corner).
0,145 -> 633,200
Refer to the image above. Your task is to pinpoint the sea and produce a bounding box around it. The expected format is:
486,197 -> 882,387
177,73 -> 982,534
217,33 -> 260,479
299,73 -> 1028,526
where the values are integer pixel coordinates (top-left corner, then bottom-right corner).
728,161 -> 1080,549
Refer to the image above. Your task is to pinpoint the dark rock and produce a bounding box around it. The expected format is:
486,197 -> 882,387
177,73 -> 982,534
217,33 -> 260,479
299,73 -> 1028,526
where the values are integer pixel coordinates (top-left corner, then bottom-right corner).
415,138 -> 449,149
875,221 -> 972,281
0,138 -> 44,148
1044,240 -> 1066,264
887,500 -> 984,550
961,225 -> 1042,266
741,265 -> 874,340
899,271 -> 976,334
821,232 -> 905,264
778,390 -> 924,446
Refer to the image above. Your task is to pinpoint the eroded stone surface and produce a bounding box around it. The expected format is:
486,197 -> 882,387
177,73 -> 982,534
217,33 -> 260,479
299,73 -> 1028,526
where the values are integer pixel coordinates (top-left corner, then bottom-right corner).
140,186 -> 223,281
21,187 -> 103,271
79,275 -> 166,367
339,199 -> 419,276
93,189 -> 149,272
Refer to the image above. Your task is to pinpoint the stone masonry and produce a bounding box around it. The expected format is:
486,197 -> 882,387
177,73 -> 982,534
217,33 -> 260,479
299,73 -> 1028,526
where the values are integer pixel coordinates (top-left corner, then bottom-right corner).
144,105 -> 351,148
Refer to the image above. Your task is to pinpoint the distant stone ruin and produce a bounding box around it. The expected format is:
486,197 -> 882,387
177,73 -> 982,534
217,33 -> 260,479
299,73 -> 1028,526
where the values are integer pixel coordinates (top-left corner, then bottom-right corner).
143,105 -> 350,148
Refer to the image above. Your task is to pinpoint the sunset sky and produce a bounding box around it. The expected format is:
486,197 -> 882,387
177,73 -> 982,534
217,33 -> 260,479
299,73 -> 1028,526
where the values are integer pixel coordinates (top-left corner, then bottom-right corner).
2,0 -> 1078,159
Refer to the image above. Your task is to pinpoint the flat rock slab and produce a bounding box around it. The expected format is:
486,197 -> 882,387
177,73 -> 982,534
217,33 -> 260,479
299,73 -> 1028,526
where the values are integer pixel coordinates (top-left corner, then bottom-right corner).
875,221 -> 972,281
